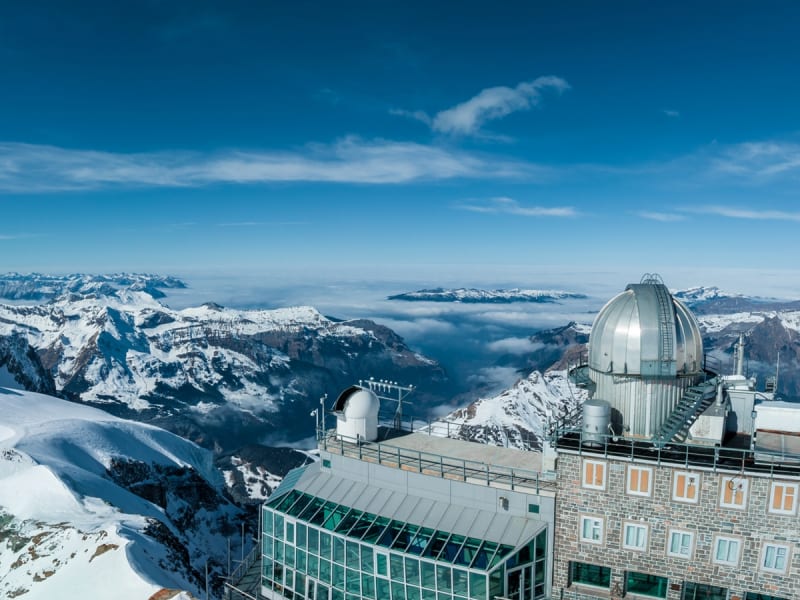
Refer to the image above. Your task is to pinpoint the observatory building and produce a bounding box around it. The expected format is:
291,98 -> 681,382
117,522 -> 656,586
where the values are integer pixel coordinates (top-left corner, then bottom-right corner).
225,275 -> 800,600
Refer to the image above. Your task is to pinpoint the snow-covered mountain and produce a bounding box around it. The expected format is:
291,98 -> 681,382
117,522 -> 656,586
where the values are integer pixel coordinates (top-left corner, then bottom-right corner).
0,273 -> 186,302
433,369 -> 587,450
0,387 -> 244,599
0,280 -> 447,452
674,286 -> 800,315
388,287 -> 587,303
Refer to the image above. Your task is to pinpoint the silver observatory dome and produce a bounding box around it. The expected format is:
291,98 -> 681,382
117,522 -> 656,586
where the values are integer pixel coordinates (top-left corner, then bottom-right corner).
587,274 -> 705,438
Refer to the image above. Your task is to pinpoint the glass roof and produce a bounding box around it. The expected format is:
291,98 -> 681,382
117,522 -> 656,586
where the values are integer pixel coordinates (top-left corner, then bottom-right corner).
267,490 -> 516,571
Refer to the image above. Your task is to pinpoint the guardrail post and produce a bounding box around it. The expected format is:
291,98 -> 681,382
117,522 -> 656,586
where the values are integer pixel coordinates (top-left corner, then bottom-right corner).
377,444 -> 381,464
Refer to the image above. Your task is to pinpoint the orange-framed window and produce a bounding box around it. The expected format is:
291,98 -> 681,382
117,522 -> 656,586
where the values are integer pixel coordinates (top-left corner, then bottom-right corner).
582,459 -> 607,490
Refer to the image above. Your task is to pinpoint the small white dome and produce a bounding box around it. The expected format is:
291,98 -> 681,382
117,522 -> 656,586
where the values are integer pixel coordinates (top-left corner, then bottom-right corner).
342,388 -> 380,419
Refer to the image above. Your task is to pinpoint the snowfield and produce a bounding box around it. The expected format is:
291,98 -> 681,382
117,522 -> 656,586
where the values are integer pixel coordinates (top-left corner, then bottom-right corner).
0,387 -> 241,599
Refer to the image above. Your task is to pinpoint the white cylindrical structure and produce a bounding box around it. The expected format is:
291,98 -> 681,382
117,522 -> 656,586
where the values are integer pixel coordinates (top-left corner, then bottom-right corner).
333,386 -> 380,442
582,399 -> 611,446
587,276 -> 705,438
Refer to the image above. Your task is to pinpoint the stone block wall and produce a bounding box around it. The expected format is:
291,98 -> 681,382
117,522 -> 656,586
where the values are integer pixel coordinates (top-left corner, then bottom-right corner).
552,450 -> 799,600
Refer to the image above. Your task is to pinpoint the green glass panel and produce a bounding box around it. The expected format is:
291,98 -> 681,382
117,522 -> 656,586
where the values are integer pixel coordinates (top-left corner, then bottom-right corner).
274,514 -> 285,537
405,557 -> 420,586
332,590 -> 344,600
275,541 -> 284,562
454,538 -> 481,567
333,563 -> 345,589
312,501 -> 338,526
320,559 -> 332,583
438,593 -> 452,600
489,545 -> 514,569
488,571 -> 503,598
263,536 -> 273,559
323,505 -> 351,531
320,532 -> 332,559
535,531 -> 546,560
393,523 -> 420,551
363,517 -> 391,544
439,535 -> 466,563
378,520 -> 405,548
297,550 -> 306,572
295,573 -> 306,595
452,569 -> 468,596
377,578 -> 391,599
286,522 -> 295,544
407,586 -> 421,600
362,573 -> 376,599
346,568 -> 360,594
309,527 -> 320,554
308,554 -> 319,578
286,493 -> 313,517
392,581 -> 407,599
361,545 -> 374,574
570,562 -> 610,588
263,509 -> 274,535
423,531 -> 451,559
286,546 -> 295,568
298,497 -> 325,522
333,536 -> 345,564
275,490 -> 302,512
336,509 -> 365,535
348,512 -> 377,540
376,553 -> 388,576
437,565 -> 452,592
421,561 -> 437,589
470,541 -> 497,570
421,588 -> 437,600
625,571 -> 667,598
296,523 -> 307,547
391,554 -> 405,581
469,572 -> 486,600
346,540 -> 360,567
406,528 -> 435,555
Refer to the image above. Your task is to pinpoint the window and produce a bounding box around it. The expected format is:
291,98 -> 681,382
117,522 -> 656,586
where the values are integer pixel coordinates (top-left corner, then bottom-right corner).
667,529 -> 694,559
682,582 -> 728,600
627,466 -> 653,497
569,561 -> 611,588
719,476 -> 748,509
622,522 -> 648,551
745,594 -> 789,600
579,515 -> 604,544
672,471 -> 700,503
761,542 -> 790,574
625,571 -> 667,598
712,536 -> 741,566
582,459 -> 607,490
768,481 -> 799,515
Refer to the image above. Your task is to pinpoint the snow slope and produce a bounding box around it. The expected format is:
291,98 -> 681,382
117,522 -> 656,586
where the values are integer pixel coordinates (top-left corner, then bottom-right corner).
0,387 -> 242,599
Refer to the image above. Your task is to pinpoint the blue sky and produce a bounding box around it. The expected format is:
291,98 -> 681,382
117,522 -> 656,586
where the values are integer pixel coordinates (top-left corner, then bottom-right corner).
2,1 -> 800,292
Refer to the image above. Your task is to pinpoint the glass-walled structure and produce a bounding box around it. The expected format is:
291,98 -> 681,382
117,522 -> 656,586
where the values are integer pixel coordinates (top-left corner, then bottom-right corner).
262,487 -> 548,600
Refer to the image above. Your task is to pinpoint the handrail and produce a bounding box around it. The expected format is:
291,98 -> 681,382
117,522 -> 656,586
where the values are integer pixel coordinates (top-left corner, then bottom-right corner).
321,430 -> 554,493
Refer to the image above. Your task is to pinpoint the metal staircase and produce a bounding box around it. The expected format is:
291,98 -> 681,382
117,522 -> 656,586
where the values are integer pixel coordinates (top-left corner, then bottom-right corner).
652,379 -> 718,446
652,283 -> 675,376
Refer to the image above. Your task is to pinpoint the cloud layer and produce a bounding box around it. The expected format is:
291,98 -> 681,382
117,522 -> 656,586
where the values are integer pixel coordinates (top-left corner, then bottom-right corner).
455,197 -> 578,217
0,138 -> 539,192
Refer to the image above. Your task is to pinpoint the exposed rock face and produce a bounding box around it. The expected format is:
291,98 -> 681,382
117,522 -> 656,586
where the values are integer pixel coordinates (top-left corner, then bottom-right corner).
0,334 -> 57,395
0,282 -> 448,452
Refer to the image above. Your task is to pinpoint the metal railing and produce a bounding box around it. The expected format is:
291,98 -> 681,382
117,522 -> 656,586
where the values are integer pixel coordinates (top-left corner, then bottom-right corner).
552,428 -> 800,479
320,430 -> 555,493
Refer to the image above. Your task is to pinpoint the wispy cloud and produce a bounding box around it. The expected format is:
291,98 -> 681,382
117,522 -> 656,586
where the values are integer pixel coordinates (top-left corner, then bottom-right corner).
637,211 -> 686,222
688,205 -> 800,222
455,197 -> 578,217
710,141 -> 800,178
662,109 -> 680,118
0,138 -> 543,192
392,76 -> 569,137
0,233 -> 42,240
217,221 -> 309,227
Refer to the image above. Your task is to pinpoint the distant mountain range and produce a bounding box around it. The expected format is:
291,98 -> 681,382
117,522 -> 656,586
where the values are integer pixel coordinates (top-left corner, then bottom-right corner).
673,285 -> 800,314
388,287 -> 587,303
0,273 -> 449,458
0,272 -> 186,301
